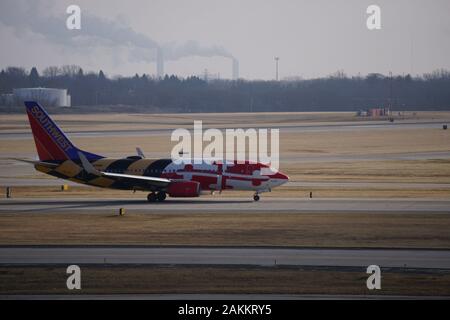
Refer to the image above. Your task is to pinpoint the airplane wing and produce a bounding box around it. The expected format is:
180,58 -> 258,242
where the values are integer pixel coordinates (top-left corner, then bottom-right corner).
101,172 -> 170,187
78,152 -> 171,188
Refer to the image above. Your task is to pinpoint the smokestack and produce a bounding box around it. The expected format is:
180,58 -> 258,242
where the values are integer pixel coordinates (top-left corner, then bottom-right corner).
157,47 -> 164,78
232,58 -> 239,80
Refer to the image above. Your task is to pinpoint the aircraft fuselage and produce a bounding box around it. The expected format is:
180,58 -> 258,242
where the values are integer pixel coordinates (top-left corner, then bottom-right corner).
36,157 -> 288,193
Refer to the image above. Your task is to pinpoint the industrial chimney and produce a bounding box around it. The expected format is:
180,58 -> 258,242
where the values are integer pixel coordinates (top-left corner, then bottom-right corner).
232,58 -> 239,80
156,47 -> 164,78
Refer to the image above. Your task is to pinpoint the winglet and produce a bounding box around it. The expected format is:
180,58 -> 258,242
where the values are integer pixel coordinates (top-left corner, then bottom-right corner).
78,152 -> 101,175
136,147 -> 145,158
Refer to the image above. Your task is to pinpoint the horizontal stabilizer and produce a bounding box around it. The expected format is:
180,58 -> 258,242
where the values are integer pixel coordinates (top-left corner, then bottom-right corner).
11,158 -> 59,168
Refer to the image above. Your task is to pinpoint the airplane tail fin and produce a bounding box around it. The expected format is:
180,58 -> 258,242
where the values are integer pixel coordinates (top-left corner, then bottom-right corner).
24,101 -> 104,161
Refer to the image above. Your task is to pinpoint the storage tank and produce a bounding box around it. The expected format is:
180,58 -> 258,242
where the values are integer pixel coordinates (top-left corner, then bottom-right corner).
13,88 -> 71,107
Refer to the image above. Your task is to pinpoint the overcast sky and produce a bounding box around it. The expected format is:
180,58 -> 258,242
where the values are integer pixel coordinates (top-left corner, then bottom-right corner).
0,0 -> 449,79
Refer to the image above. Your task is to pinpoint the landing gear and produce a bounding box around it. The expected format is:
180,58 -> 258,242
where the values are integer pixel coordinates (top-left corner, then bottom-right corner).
157,192 -> 166,202
147,192 -> 157,202
253,189 -> 270,202
147,192 -> 167,203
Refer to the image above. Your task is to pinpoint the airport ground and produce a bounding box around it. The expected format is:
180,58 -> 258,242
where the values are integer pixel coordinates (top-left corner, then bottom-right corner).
0,111 -> 449,298
1,265 -> 450,296
0,209 -> 449,248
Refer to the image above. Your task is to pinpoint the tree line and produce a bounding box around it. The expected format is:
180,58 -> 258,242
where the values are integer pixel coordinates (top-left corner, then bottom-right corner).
1,65 -> 450,112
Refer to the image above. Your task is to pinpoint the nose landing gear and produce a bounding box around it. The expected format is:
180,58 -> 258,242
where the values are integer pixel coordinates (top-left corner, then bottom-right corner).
253,188 -> 270,202
147,192 -> 167,202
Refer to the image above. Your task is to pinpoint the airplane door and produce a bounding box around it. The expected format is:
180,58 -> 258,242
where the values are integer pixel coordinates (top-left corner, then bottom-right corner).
216,174 -> 222,191
216,163 -> 223,191
183,164 -> 193,181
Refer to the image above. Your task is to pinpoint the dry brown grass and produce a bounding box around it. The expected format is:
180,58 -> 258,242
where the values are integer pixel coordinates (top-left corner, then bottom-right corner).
2,127 -> 449,156
281,128 -> 450,155
3,110 -> 449,132
2,127 -> 450,185
1,266 -> 449,296
0,211 -> 449,248
284,160 -> 450,183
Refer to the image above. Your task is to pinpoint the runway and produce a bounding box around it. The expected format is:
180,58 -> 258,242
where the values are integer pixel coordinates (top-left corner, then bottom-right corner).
2,177 -> 450,189
1,197 -> 450,213
1,247 -> 449,269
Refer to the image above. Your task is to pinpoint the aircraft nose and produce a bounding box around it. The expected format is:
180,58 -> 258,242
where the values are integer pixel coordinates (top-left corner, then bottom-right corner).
270,171 -> 289,186
278,172 -> 289,185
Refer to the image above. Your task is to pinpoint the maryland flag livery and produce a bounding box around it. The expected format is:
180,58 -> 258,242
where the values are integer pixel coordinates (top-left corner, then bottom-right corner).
22,101 -> 289,202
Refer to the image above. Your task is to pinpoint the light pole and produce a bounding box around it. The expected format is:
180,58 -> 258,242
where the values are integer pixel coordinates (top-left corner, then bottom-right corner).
275,57 -> 280,81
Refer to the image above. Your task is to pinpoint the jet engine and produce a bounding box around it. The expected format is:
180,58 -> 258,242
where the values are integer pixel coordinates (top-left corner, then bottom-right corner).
166,181 -> 200,197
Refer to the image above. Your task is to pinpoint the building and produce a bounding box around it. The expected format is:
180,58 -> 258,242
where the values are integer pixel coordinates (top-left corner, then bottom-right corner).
356,109 -> 368,116
368,107 -> 390,117
3,88 -> 71,107
357,107 -> 391,117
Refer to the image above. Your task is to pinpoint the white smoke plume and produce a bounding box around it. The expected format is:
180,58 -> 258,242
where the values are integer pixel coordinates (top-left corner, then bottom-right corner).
0,0 -> 234,64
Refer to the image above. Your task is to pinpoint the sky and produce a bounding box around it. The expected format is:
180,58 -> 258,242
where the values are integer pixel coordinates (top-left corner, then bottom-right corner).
0,0 -> 449,80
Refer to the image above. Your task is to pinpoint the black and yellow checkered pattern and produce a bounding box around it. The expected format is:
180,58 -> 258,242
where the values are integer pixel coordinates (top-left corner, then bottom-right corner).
35,158 -> 172,191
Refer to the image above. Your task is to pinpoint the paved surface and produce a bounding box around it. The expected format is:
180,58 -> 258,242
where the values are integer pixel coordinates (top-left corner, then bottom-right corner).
1,197 -> 450,213
2,177 -> 450,188
1,247 -> 449,268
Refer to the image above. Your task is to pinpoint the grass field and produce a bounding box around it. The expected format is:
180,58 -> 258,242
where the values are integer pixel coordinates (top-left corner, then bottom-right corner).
1,128 -> 450,185
2,127 -> 450,157
0,211 -> 449,248
2,110 -> 450,132
1,266 -> 449,296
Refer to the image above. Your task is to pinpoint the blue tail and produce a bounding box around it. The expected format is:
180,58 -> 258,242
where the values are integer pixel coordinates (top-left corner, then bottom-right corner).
25,101 -> 104,161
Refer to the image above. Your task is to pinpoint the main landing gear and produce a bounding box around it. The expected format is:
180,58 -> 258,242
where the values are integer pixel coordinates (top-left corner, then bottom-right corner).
147,192 -> 166,202
253,194 -> 260,202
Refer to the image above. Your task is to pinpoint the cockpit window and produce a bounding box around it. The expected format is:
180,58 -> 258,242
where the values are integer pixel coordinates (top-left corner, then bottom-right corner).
261,167 -> 278,176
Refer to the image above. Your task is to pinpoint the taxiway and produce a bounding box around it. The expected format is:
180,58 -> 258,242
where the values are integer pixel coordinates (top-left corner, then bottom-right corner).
1,247 -> 449,269
1,197 -> 450,213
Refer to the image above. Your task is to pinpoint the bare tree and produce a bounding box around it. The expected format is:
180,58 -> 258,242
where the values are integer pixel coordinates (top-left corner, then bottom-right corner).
42,66 -> 61,78
61,65 -> 82,77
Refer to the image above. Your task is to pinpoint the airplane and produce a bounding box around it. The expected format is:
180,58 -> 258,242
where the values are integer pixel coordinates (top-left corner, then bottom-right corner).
20,101 -> 289,202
